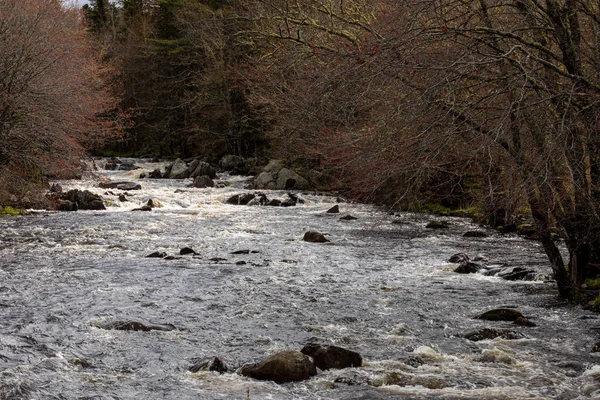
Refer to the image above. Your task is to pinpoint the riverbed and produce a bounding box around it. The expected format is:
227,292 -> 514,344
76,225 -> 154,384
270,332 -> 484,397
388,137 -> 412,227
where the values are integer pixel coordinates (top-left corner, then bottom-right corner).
1,159 -> 599,399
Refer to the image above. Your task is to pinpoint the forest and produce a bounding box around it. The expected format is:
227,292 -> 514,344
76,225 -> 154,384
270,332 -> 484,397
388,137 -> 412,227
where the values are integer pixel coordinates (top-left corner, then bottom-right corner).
1,0 -> 600,303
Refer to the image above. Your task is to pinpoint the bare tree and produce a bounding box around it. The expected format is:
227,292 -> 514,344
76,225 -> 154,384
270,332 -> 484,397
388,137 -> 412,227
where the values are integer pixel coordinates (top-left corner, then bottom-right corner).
243,0 -> 600,299
0,0 -> 119,205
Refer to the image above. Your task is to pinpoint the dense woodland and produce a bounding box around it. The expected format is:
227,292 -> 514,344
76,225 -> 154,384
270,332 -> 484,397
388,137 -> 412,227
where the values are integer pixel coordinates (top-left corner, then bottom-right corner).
1,0 -> 600,302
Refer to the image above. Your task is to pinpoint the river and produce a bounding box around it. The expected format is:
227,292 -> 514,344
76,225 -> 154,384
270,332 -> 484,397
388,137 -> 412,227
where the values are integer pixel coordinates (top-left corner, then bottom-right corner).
1,159 -> 599,399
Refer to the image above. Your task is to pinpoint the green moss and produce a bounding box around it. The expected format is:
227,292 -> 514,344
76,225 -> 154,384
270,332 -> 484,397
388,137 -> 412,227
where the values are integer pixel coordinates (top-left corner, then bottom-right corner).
0,206 -> 26,216
585,277 -> 600,290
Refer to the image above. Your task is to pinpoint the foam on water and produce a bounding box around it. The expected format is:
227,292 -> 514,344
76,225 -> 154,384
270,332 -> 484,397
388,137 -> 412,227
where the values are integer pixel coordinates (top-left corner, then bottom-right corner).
0,158 -> 598,399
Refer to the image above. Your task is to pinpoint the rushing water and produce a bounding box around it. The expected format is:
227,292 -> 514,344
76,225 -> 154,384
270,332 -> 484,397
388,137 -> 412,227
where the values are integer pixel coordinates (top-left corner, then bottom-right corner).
1,159 -> 600,400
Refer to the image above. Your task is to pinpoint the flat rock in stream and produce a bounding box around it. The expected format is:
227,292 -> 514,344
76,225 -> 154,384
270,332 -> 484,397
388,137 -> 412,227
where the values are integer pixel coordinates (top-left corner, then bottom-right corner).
238,350 -> 317,383
476,308 -> 524,322
426,220 -> 450,229
300,344 -> 362,370
303,231 -> 330,243
454,261 -> 485,274
463,328 -> 525,342
95,320 -> 176,332
340,215 -> 358,220
99,181 -> 142,191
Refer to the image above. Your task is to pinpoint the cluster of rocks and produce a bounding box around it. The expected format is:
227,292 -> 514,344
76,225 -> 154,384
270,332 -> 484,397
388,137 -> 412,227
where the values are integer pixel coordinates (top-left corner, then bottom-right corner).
448,252 -> 538,281
104,157 -> 140,171
463,307 -> 535,342
225,192 -> 302,207
47,184 -> 105,211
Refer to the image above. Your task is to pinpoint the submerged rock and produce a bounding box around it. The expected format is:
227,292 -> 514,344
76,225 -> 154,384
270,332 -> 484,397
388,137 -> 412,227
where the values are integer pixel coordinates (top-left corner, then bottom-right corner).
190,175 -> 215,188
303,231 -> 330,243
340,215 -> 358,220
448,253 -> 469,263
189,357 -> 228,374
239,350 -> 317,383
476,308 -> 524,322
463,230 -> 488,238
99,181 -> 141,191
96,320 -> 176,332
300,344 -> 362,370
426,220 -> 450,229
454,261 -> 485,274
146,251 -> 167,258
464,328 -> 525,342
226,193 -> 256,205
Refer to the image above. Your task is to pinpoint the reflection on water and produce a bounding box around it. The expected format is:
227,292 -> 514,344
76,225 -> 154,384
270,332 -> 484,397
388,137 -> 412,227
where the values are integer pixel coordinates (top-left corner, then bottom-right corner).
0,159 -> 599,399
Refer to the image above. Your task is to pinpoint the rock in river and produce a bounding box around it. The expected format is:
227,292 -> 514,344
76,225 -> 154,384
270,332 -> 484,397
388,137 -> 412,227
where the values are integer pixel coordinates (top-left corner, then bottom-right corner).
476,308 -> 524,322
96,320 -> 176,332
303,231 -> 330,243
239,350 -> 317,383
189,357 -> 228,373
300,344 -> 362,370
463,328 -> 525,342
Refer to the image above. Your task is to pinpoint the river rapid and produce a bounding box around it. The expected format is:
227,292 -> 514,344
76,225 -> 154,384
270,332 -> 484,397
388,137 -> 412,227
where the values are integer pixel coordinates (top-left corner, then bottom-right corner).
1,159 -> 600,400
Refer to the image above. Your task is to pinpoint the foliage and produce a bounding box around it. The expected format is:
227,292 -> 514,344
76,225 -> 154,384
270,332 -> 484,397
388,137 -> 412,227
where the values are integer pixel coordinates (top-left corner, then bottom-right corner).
0,206 -> 26,217
0,0 -> 120,207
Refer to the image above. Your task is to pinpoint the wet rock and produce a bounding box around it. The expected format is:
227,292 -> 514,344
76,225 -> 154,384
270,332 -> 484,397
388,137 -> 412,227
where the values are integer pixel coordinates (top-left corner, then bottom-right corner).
463,328 -> 525,342
231,250 -> 251,254
281,193 -> 299,207
303,231 -> 330,243
326,205 -> 340,214
132,205 -> 152,211
118,194 -> 128,202
255,172 -> 276,189
58,200 -> 78,211
99,181 -> 141,191
333,370 -> 372,386
238,350 -> 317,383
371,371 -> 449,389
267,199 -> 282,207
226,193 -> 256,205
277,168 -> 310,190
190,175 -> 215,188
448,253 -> 469,263
300,344 -> 362,370
247,193 -> 269,206
166,158 -> 189,179
592,342 -> 600,352
189,161 -> 216,179
516,224 -> 536,236
148,169 -> 163,179
219,155 -> 245,171
188,357 -> 228,374
463,231 -> 488,238
180,247 -> 198,256
476,308 -> 524,322
496,267 -> 536,281
60,189 -> 105,210
146,251 -> 167,258
340,215 -> 358,220
454,261 -> 484,274
426,220 -> 449,229
146,199 -> 163,208
96,320 -> 176,332
50,183 -> 63,193
514,316 -> 536,327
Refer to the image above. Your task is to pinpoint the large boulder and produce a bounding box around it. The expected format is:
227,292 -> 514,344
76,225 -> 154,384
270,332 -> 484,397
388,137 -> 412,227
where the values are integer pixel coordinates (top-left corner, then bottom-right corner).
166,158 -> 189,179
190,175 -> 215,188
238,350 -> 317,383
255,172 -> 276,189
219,155 -> 245,171
189,161 -> 216,179
276,168 -> 311,190
61,189 -> 105,210
300,344 -> 362,370
226,193 -> 256,205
